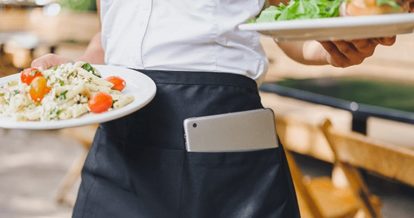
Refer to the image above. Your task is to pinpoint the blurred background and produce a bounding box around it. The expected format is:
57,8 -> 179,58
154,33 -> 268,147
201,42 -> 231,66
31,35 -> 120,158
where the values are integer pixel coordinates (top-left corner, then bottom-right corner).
1,0 -> 414,217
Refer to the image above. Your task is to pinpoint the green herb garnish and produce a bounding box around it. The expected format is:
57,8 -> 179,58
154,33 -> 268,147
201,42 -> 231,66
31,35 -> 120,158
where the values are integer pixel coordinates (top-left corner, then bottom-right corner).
56,109 -> 63,116
58,90 -> 68,100
81,63 -> 101,78
81,63 -> 93,72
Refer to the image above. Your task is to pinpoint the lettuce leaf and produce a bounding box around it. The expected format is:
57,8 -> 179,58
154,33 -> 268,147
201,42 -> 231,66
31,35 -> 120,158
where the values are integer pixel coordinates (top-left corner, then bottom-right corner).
376,0 -> 401,8
255,6 -> 285,22
255,0 -> 343,22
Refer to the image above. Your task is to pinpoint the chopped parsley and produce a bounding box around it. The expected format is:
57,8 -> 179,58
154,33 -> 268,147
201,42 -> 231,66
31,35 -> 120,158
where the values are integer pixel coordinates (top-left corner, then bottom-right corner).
56,109 -> 63,116
81,63 -> 101,78
58,90 -> 68,100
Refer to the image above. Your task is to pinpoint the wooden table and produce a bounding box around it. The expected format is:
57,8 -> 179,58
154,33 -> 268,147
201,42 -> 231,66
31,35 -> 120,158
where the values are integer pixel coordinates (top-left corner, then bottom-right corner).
0,8 -> 99,70
0,8 -> 99,44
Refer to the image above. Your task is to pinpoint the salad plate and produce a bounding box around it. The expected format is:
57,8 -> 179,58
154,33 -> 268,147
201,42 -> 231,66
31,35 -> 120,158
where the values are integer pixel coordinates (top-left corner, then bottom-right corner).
0,65 -> 156,130
239,13 -> 414,41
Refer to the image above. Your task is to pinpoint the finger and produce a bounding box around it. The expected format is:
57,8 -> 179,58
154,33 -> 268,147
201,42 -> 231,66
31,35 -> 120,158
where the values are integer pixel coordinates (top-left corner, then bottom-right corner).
375,36 -> 396,46
31,54 -> 68,70
350,39 -> 376,57
319,41 -> 350,67
332,41 -> 364,65
31,54 -> 55,70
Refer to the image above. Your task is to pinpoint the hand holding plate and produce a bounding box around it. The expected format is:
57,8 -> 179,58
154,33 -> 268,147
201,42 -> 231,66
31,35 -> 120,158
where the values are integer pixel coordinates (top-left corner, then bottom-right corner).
31,54 -> 72,70
319,37 -> 395,67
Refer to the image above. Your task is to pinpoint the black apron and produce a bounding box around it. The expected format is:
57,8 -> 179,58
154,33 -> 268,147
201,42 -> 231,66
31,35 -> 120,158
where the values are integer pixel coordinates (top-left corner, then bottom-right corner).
73,70 -> 300,218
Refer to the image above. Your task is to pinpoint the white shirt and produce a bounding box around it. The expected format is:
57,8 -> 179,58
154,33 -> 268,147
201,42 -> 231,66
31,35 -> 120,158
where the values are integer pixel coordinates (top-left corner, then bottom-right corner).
100,0 -> 268,81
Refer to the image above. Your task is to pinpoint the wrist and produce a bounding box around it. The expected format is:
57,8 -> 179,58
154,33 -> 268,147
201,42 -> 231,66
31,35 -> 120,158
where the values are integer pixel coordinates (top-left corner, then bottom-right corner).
76,53 -> 105,64
75,55 -> 91,63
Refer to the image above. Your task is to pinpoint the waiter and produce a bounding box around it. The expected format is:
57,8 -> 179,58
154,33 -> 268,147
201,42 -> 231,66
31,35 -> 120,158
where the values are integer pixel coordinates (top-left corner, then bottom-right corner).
33,1 -> 403,217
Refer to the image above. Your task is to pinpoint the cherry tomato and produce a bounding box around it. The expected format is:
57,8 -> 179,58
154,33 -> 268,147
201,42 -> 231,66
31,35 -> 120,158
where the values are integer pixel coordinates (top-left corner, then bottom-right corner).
29,76 -> 50,103
20,68 -> 43,85
88,92 -> 113,113
106,76 -> 126,91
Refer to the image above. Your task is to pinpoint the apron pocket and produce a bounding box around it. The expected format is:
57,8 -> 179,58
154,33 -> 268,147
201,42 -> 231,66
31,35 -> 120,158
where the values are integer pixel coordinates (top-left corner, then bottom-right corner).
181,148 -> 290,218
186,148 -> 281,167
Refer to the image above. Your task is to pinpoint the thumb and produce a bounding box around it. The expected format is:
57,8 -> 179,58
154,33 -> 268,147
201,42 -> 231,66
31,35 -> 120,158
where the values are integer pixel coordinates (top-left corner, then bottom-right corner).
31,54 -> 71,70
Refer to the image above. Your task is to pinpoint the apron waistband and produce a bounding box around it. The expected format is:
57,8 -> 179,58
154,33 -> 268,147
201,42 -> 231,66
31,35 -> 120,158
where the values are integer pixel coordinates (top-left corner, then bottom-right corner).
133,69 -> 258,91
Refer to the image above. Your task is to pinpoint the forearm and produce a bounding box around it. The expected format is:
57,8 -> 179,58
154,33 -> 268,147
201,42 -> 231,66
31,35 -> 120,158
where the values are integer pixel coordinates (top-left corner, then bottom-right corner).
277,40 -> 329,65
77,32 -> 105,64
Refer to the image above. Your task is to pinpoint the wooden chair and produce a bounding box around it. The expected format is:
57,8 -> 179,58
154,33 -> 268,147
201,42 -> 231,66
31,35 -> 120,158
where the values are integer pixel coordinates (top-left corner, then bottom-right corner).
320,118 -> 414,217
320,119 -> 383,218
276,116 -> 381,218
0,43 -> 18,76
56,125 -> 98,205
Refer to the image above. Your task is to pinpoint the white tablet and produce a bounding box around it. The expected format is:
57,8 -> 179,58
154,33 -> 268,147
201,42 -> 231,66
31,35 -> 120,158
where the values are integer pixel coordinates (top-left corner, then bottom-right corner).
183,108 -> 279,152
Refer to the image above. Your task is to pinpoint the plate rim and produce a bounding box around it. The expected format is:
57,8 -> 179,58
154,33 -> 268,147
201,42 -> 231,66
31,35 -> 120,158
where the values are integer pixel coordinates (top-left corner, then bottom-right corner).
239,13 -> 414,31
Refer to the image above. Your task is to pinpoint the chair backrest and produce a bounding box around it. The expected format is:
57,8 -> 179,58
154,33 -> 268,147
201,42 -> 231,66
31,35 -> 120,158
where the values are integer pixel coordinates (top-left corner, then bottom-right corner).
277,116 -> 331,218
320,119 -> 414,188
277,116 -> 384,218
275,115 -> 335,163
320,119 -> 414,218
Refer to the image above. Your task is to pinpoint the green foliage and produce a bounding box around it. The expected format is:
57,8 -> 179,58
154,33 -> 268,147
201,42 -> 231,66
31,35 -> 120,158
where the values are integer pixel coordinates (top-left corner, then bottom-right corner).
276,77 -> 414,112
59,0 -> 97,12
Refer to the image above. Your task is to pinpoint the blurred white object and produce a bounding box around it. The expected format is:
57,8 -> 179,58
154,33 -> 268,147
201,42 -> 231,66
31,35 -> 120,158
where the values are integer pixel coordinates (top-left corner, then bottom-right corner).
35,0 -> 53,6
0,0 -> 54,7
43,3 -> 61,16
8,32 -> 39,49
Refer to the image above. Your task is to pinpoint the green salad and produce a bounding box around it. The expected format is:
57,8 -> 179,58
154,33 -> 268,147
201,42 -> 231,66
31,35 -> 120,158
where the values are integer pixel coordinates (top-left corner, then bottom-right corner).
255,0 -> 343,22
254,0 -> 404,22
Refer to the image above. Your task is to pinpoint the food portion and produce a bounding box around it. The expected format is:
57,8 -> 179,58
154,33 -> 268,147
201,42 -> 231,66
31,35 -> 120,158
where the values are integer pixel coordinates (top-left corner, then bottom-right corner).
343,0 -> 405,15
255,0 -> 409,22
0,62 -> 134,121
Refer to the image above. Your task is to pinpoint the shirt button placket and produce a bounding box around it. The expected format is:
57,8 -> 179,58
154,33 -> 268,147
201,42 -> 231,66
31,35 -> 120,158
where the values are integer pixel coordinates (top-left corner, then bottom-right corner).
136,0 -> 153,67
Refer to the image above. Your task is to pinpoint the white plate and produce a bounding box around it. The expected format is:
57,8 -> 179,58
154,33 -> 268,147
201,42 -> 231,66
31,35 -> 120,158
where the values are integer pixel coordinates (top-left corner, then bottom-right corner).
0,65 -> 156,130
239,13 -> 414,41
